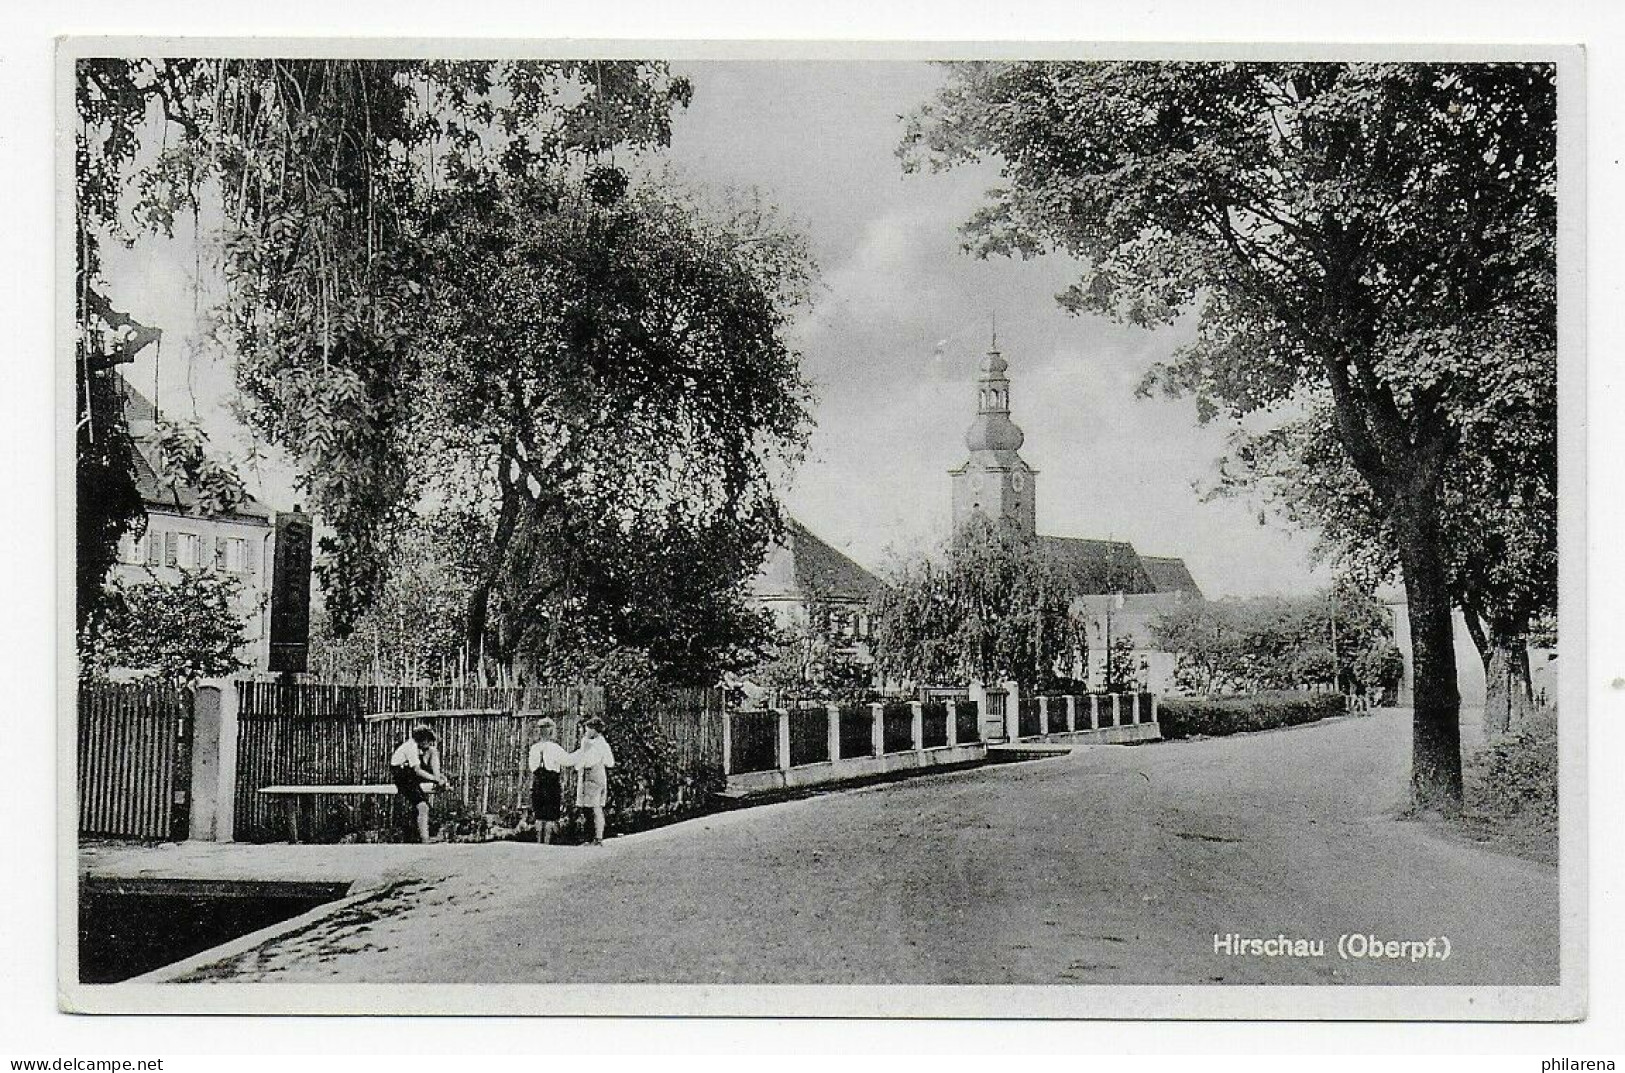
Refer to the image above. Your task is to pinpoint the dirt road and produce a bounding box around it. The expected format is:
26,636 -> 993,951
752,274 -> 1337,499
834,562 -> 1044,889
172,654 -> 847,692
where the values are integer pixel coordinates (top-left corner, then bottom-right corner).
193,709 -> 1558,986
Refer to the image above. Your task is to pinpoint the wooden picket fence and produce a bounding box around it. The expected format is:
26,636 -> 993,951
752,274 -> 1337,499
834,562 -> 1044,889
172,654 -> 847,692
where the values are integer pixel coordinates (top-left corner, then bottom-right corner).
231,681 -> 603,842
231,680 -> 726,843
77,680 -> 192,840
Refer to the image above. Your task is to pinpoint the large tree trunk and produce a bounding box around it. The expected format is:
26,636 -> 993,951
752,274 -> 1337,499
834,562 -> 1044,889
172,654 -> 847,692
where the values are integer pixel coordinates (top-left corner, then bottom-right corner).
1393,493 -> 1464,810
463,474 -> 524,673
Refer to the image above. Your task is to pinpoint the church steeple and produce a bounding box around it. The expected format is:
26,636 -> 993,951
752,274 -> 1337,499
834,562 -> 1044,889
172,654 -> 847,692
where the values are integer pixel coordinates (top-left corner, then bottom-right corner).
950,336 -> 1037,536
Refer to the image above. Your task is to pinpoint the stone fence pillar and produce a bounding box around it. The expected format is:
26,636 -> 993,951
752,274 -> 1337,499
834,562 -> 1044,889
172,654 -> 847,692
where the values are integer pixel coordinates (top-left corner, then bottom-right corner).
188,679 -> 240,842
945,700 -> 959,748
870,702 -> 885,757
826,703 -> 841,762
776,708 -> 792,772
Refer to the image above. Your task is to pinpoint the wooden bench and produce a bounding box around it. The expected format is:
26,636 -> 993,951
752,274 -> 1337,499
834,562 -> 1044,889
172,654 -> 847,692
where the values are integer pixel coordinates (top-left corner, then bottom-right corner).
259,784 -> 427,844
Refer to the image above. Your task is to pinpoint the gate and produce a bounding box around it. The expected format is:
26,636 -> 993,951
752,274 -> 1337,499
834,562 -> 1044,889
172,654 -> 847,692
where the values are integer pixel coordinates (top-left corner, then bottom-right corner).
77,680 -> 193,840
983,688 -> 1008,742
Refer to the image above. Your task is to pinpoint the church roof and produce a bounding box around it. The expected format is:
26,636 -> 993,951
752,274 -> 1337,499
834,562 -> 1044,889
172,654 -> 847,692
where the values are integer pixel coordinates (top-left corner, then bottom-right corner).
751,519 -> 881,603
1039,535 -> 1157,595
1142,555 -> 1204,599
118,375 -> 274,522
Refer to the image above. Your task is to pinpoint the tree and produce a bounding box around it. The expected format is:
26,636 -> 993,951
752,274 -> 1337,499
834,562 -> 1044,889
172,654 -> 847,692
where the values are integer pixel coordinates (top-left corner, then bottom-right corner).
75,58 -> 694,635
870,516 -> 1081,689
903,62 -> 1556,808
749,591 -> 877,705
407,174 -> 813,680
1151,586 -> 1404,698
80,570 -> 252,682
1216,381 -> 1555,731
78,59 -> 812,688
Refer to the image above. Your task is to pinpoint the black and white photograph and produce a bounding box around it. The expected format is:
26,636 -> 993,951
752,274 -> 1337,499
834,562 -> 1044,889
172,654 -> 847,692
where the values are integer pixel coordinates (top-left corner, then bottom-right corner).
60,40 -> 1583,1020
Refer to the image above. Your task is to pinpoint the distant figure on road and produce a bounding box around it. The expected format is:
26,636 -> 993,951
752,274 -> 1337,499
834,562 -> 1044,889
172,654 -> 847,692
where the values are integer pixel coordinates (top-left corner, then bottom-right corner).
390,725 -> 449,843
526,718 -> 577,844
572,717 -> 616,845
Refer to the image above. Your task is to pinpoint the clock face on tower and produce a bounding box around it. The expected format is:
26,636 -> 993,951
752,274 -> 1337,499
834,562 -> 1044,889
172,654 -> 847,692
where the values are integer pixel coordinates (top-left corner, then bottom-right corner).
970,471 -> 985,493
1012,470 -> 1026,491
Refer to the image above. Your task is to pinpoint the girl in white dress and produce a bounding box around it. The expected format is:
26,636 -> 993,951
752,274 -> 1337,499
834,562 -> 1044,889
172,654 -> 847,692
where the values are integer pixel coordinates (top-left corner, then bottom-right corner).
571,717 -> 615,845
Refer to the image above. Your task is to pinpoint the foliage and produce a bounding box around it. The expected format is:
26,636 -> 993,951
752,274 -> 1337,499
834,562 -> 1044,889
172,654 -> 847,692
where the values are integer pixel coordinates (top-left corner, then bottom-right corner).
903,61 -> 1557,807
73,59 -> 704,645
1151,584 -> 1403,696
870,515 -> 1081,689
1460,707 -> 1557,865
597,653 -> 721,818
749,594 -> 877,705
1213,364 -> 1556,677
307,511 -> 484,681
80,569 -> 252,682
1102,634 -> 1144,694
412,174 -> 813,681
148,416 -> 251,515
1158,690 -> 1346,740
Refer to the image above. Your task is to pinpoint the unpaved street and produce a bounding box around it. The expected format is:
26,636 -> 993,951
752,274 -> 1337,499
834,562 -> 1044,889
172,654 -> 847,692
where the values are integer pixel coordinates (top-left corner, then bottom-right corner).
191,709 -> 1558,986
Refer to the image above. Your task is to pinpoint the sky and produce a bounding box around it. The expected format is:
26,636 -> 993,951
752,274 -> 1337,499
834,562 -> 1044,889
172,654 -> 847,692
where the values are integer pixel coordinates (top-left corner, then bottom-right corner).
103,60 -> 1331,598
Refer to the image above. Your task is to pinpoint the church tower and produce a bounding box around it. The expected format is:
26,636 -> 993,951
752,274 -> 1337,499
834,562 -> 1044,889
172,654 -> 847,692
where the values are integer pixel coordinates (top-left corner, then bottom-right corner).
950,341 -> 1037,536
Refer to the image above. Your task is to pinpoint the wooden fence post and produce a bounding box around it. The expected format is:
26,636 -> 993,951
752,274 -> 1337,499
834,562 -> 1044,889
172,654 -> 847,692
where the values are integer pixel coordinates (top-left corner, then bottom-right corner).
945,700 -> 958,748
777,708 -> 792,773
826,703 -> 841,762
910,701 -> 924,752
188,679 -> 239,842
870,703 -> 884,757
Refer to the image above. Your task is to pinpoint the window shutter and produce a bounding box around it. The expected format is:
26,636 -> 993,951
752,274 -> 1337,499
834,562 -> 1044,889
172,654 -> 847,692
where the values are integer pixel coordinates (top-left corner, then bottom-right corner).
216,537 -> 228,571
145,531 -> 160,565
164,531 -> 177,567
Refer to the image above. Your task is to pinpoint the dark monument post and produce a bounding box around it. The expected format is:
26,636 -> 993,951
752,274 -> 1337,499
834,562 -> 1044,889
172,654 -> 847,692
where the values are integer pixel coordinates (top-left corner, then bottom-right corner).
268,507 -> 314,676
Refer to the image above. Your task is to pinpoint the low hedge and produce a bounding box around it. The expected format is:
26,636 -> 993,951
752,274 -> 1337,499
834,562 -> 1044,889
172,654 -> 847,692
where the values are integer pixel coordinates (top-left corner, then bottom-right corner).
1158,691 -> 1346,740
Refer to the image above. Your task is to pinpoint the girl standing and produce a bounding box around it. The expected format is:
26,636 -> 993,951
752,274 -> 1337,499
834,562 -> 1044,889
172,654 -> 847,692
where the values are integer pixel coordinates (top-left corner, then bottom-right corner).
571,717 -> 615,845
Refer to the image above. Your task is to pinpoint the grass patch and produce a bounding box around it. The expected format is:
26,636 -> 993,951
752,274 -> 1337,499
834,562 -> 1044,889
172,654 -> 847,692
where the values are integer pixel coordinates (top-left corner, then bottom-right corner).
1457,708 -> 1558,866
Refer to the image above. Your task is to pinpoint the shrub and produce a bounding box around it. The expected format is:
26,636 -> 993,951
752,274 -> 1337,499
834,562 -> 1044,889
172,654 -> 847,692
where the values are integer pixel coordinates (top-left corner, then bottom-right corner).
1466,710 -> 1558,823
1158,690 -> 1345,740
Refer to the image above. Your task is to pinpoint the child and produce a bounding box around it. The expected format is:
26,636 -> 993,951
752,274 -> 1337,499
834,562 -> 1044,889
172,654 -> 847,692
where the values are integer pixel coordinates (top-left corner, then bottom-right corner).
570,717 -> 615,845
525,718 -> 575,844
389,725 -> 449,843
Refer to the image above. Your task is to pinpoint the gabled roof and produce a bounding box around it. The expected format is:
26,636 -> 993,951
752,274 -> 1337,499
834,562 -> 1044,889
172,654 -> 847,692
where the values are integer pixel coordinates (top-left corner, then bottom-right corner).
118,375 -> 274,522
1142,555 -> 1204,599
1039,535 -> 1157,596
751,519 -> 880,603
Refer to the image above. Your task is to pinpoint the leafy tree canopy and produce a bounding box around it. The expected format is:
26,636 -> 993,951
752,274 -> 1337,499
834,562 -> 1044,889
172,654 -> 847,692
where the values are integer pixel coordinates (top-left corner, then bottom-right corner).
870,516 -> 1081,689
80,569 -> 252,683
78,59 -> 815,687
1150,583 -> 1403,697
75,58 -> 697,632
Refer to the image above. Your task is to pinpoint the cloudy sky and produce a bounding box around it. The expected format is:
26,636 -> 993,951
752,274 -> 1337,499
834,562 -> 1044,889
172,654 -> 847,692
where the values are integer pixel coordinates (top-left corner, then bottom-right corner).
104,60 -> 1330,598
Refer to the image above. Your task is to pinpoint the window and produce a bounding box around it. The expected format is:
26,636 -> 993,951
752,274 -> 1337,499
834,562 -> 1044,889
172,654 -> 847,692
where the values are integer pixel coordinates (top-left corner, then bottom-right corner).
117,532 -> 146,565
217,537 -> 248,573
171,532 -> 201,569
